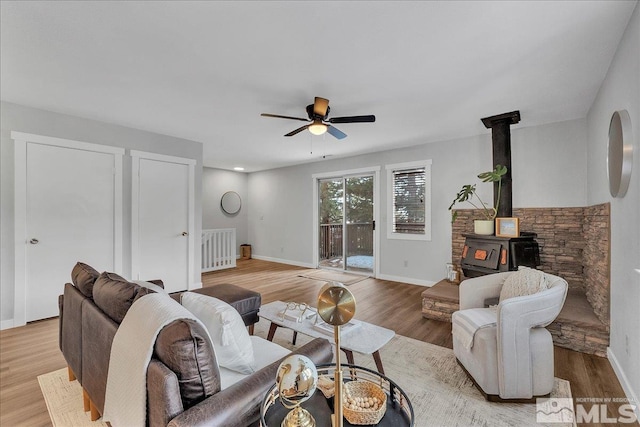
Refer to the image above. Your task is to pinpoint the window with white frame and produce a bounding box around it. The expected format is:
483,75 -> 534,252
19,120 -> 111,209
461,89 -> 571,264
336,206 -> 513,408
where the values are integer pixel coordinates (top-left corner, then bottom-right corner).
386,160 -> 432,240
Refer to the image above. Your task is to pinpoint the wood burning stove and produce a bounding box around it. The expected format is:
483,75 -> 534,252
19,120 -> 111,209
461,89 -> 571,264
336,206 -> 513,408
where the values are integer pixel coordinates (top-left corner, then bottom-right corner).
461,233 -> 540,278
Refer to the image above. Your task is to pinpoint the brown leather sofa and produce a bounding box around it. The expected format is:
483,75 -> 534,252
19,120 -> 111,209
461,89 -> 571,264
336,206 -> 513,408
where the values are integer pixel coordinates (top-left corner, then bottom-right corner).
59,263 -> 333,427
59,263 -> 258,396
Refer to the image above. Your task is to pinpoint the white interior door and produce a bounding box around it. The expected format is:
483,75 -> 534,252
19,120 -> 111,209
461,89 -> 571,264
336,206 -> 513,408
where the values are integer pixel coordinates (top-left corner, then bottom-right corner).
22,140 -> 121,322
133,154 -> 193,293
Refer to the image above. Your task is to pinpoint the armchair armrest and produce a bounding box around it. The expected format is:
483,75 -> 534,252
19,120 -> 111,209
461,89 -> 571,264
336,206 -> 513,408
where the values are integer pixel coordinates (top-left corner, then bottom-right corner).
497,280 -> 568,398
497,281 -> 568,330
459,272 -> 511,310
167,338 -> 333,427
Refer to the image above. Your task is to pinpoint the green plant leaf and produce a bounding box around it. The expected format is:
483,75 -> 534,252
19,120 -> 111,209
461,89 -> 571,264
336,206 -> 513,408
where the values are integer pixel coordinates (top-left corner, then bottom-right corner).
478,164 -> 507,182
449,165 -> 507,222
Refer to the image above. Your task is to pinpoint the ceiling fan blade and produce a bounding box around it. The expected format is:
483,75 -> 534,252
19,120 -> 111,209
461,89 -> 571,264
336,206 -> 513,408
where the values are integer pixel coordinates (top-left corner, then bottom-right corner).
328,115 -> 376,124
285,124 -> 310,137
313,97 -> 330,118
261,113 -> 310,122
326,125 -> 347,140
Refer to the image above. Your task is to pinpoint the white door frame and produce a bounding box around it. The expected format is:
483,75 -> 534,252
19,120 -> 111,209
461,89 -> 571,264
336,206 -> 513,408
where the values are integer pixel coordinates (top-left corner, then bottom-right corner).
12,131 -> 124,327
312,166 -> 381,278
130,150 -> 196,289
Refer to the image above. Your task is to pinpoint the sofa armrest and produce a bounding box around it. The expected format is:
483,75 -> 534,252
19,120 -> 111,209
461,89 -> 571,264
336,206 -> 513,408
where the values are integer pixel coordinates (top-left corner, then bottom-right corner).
60,283 -> 87,383
167,338 -> 333,427
147,359 -> 184,427
58,294 -> 64,353
459,272 -> 511,310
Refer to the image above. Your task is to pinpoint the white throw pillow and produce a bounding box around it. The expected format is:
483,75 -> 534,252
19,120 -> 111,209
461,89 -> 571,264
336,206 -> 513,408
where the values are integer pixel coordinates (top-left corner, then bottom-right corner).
180,292 -> 256,374
499,267 -> 549,303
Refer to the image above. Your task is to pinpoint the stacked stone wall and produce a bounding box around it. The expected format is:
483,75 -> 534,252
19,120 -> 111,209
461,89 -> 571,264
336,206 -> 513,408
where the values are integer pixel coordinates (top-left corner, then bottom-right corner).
582,203 -> 610,326
450,203 -> 610,324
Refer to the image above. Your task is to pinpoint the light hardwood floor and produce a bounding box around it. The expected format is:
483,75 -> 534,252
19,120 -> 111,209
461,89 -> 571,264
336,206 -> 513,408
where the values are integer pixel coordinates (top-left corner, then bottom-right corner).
0,259 -> 634,426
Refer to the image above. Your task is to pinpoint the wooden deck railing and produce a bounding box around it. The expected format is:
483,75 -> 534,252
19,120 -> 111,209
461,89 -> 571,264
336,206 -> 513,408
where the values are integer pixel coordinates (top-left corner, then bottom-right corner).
319,223 -> 373,259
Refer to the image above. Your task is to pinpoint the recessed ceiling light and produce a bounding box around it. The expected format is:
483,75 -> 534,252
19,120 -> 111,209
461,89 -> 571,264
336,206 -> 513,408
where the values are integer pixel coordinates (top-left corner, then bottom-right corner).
233,167 -> 245,171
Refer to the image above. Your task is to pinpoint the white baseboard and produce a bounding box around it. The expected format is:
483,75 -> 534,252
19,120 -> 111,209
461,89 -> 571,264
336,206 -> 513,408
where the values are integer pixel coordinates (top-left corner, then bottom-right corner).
1,319 -> 15,331
251,255 -> 314,269
607,347 -> 640,421
376,273 -> 436,287
250,256 -> 436,286
189,281 -> 203,290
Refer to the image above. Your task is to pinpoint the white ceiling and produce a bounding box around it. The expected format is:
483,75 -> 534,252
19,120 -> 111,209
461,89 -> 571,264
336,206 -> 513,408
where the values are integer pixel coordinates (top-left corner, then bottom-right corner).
1,1 -> 636,172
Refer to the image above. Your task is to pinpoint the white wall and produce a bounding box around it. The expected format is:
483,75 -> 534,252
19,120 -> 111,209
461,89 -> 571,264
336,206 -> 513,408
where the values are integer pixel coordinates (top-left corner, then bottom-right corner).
202,167 -> 249,255
247,118 -> 587,284
0,102 -> 203,325
586,2 -> 640,410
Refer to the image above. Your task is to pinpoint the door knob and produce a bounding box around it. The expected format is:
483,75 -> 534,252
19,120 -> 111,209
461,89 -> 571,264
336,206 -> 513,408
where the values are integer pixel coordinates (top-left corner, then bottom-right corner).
30,238 -> 39,244
182,232 -> 188,236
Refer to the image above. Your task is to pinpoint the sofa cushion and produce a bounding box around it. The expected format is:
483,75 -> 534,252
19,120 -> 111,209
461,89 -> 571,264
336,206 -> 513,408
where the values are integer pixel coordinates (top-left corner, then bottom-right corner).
499,267 -> 549,303
71,262 -> 100,297
181,292 -> 256,374
93,272 -> 154,323
219,336 -> 290,390
154,319 -> 220,409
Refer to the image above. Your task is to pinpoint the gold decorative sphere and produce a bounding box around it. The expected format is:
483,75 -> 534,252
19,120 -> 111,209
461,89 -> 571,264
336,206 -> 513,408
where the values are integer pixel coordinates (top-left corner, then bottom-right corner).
317,281 -> 356,326
276,355 -> 318,427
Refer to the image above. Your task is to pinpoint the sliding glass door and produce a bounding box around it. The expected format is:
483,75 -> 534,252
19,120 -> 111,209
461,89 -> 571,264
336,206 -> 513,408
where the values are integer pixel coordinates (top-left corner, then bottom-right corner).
318,175 -> 374,273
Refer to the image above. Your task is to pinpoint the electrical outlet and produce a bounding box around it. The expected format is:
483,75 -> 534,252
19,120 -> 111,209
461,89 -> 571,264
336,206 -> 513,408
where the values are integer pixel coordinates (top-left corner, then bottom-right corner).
280,247 -> 284,254
403,260 -> 408,267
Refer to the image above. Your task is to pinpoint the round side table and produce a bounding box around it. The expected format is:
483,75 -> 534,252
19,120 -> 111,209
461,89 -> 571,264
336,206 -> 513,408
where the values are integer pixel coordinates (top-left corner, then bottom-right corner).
261,363 -> 414,426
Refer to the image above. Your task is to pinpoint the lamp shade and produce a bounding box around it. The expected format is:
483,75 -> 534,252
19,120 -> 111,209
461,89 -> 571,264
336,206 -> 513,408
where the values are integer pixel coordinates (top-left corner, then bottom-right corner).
308,121 -> 327,136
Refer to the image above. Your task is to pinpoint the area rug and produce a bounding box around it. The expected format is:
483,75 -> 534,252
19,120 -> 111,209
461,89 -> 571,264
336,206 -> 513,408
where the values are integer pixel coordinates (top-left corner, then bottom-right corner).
297,269 -> 369,285
38,370 -> 109,427
39,325 -> 574,427
254,321 -> 575,427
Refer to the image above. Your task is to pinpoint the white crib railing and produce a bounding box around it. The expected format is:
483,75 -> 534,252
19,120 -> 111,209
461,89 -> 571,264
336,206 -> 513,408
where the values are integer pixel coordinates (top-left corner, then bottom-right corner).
202,228 -> 236,272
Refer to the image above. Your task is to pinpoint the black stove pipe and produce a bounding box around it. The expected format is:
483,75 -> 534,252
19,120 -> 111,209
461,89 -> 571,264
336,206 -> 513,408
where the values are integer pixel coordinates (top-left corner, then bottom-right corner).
481,111 -> 521,218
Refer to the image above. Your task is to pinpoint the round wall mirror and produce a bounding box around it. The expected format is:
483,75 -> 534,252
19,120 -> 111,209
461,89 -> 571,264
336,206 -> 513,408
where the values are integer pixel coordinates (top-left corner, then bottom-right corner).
221,191 -> 242,215
607,110 -> 633,198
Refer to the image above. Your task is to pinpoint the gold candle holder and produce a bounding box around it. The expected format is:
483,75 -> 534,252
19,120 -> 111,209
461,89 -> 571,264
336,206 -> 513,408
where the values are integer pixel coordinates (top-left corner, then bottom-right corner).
317,281 -> 356,427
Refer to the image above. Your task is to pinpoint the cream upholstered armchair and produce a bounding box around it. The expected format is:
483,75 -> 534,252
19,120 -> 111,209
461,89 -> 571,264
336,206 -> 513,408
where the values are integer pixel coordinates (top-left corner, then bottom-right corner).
452,270 -> 568,401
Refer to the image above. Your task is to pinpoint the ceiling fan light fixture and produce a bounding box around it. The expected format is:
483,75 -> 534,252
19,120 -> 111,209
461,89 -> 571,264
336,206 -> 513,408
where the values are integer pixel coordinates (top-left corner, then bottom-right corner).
308,121 -> 327,136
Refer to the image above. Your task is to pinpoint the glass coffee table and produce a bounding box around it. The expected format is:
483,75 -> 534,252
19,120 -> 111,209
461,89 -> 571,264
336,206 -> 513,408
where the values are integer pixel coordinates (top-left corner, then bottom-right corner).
259,300 -> 395,374
260,363 -> 414,426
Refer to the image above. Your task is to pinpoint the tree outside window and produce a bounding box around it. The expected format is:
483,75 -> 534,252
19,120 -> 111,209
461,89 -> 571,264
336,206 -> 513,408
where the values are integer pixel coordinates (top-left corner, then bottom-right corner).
386,160 -> 432,240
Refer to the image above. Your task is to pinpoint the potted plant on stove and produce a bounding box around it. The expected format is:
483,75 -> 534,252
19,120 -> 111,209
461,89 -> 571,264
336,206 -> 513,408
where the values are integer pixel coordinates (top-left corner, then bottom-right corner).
448,164 -> 507,235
